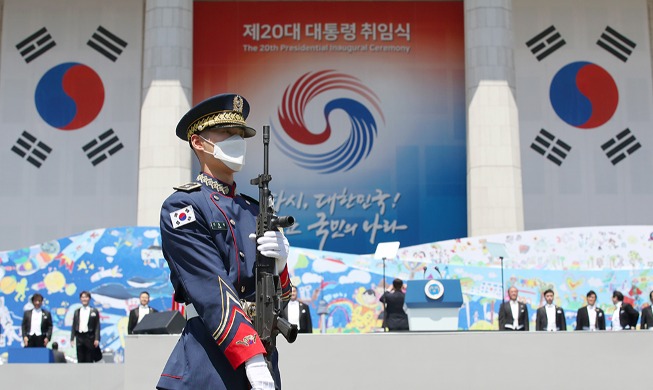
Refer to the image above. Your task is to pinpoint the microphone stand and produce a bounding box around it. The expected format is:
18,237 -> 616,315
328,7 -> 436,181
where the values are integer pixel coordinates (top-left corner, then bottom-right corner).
382,256 -> 387,332
373,242 -> 399,333
500,256 -> 505,304
434,266 -> 443,279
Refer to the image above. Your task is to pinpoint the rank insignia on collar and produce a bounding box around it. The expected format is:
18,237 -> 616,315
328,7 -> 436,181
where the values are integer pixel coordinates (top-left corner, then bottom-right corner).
170,205 -> 196,228
197,174 -> 230,195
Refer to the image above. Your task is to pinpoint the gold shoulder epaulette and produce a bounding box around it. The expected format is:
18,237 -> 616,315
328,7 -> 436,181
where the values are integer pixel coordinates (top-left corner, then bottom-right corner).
173,182 -> 201,192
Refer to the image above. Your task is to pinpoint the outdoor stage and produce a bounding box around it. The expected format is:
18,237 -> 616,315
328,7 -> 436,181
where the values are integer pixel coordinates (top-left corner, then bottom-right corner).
1,330 -> 651,389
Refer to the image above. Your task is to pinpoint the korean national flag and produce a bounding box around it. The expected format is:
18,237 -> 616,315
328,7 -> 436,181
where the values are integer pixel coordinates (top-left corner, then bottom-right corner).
0,0 -> 143,250
170,206 -> 197,228
514,0 -> 653,230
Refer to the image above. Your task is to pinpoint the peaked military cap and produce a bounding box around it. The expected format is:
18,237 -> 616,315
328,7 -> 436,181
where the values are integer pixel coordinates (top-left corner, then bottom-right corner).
175,93 -> 257,141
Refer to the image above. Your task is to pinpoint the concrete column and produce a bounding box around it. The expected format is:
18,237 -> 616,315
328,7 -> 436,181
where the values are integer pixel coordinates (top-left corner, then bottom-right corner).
649,1 -> 653,87
0,1 -> 4,51
465,0 -> 524,237
137,0 -> 193,227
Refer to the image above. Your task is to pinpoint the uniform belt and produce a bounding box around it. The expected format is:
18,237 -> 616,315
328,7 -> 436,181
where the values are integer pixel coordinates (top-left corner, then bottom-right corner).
186,301 -> 256,320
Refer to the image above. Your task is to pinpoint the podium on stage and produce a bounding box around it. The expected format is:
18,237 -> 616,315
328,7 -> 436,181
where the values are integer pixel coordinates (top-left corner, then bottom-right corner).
405,279 -> 463,331
8,347 -> 54,363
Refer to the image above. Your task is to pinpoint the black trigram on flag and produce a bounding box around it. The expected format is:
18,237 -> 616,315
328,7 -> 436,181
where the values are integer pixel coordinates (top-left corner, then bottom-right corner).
525,25 -> 566,61
15,27 -> 56,63
82,129 -> 124,166
530,129 -> 571,166
597,26 -> 636,62
87,26 -> 128,62
601,128 -> 641,165
11,131 -> 53,168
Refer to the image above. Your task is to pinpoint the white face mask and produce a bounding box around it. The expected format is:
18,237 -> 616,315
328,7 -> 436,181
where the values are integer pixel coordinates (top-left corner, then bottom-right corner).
201,134 -> 246,172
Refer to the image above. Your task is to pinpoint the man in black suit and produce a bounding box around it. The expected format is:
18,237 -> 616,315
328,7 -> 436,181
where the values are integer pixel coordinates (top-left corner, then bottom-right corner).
127,291 -> 158,334
282,286 -> 313,333
21,293 -> 53,347
575,290 -> 605,331
535,289 -> 566,331
498,286 -> 529,331
70,290 -> 101,362
379,278 -> 409,331
51,341 -> 67,363
640,290 -> 653,330
610,290 -> 639,331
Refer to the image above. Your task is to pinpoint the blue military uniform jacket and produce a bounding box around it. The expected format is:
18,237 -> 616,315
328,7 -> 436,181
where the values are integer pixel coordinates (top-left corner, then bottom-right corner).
157,173 -> 291,390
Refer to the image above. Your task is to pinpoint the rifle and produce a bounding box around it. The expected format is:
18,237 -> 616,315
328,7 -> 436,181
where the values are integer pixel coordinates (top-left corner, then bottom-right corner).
250,125 -> 298,375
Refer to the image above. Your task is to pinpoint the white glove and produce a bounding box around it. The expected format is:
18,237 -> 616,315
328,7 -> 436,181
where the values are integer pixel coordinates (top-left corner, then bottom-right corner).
249,230 -> 289,272
245,353 -> 275,390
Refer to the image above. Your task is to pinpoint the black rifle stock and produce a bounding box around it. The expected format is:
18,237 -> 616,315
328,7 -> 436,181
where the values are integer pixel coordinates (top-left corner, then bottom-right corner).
250,125 -> 298,373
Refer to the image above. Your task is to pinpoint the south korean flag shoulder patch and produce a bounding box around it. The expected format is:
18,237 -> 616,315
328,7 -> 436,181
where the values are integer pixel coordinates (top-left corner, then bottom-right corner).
170,205 -> 196,228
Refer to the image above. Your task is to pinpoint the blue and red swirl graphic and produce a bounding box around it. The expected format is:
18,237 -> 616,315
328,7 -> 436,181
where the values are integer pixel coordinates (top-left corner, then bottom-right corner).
274,70 -> 384,173
35,62 -> 105,130
549,61 -> 618,129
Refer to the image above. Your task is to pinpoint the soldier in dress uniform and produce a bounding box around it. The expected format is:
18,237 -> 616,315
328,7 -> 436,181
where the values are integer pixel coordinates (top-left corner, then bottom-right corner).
157,93 -> 292,390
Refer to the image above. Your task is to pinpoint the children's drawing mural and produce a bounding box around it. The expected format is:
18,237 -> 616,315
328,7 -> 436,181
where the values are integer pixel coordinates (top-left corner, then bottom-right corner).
2,225 -> 653,362
0,227 -> 171,362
